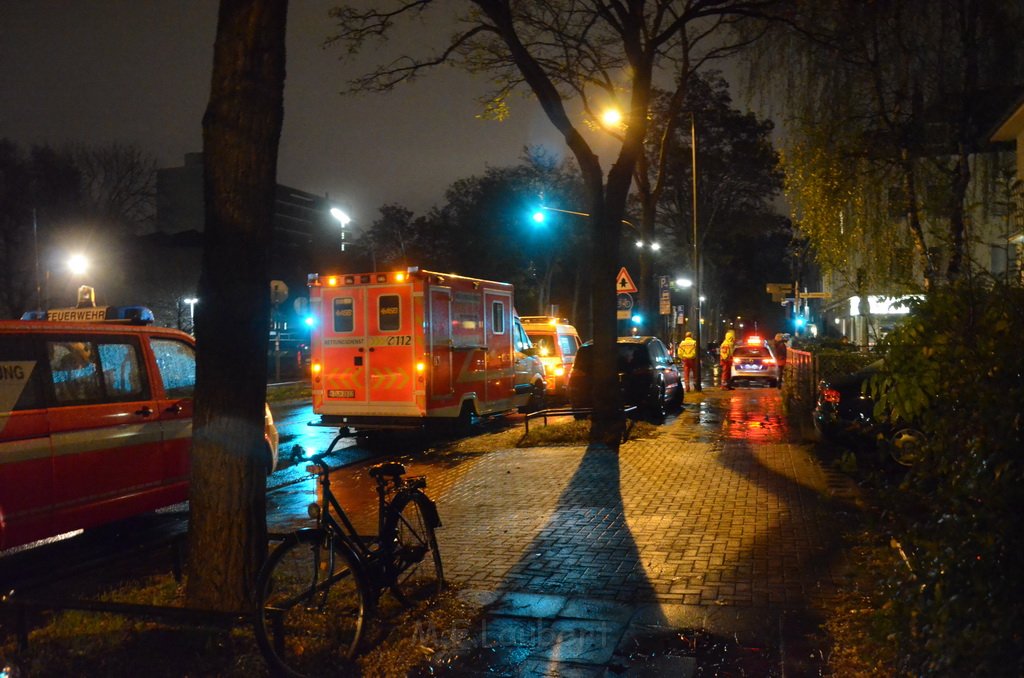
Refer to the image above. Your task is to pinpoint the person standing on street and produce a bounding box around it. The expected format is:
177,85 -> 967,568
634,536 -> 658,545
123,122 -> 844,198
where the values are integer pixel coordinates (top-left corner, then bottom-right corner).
719,329 -> 736,390
773,333 -> 788,385
677,331 -> 698,392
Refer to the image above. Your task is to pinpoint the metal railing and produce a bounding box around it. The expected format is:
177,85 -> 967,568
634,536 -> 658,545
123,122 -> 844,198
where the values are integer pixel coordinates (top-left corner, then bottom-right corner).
785,348 -> 819,412
523,405 -> 638,442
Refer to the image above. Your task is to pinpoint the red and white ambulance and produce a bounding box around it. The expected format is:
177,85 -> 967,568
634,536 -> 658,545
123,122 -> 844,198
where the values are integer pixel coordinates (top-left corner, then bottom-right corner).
308,268 -> 547,430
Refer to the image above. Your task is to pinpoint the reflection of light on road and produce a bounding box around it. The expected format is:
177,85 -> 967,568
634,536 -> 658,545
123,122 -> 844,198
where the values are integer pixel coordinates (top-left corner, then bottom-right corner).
722,391 -> 787,443
265,474 -> 319,534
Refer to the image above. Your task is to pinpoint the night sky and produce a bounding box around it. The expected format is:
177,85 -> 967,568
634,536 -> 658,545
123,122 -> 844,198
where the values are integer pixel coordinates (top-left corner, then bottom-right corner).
1,1 -> 576,223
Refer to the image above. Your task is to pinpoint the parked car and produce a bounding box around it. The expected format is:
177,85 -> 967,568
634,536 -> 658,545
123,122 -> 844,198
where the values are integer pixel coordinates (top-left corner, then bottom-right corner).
730,335 -> 781,387
569,336 -> 682,422
812,361 -> 925,465
520,316 -> 582,402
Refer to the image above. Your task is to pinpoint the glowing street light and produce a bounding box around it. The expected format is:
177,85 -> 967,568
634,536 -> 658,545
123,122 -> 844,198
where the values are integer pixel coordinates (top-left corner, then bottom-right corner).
330,207 -> 351,252
601,107 -> 624,127
67,253 -> 89,277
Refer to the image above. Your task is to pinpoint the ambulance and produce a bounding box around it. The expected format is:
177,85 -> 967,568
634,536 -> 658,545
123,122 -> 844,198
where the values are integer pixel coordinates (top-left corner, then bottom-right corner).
520,316 -> 582,401
1,287 -> 279,552
308,268 -> 547,430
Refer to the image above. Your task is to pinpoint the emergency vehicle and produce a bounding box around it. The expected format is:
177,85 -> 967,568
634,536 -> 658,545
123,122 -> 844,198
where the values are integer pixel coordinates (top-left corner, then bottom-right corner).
308,268 -> 546,430
520,316 -> 582,401
0,287 -> 278,551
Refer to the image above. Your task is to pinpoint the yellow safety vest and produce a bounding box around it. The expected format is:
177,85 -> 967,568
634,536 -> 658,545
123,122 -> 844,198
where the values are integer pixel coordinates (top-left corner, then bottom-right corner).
679,338 -> 697,360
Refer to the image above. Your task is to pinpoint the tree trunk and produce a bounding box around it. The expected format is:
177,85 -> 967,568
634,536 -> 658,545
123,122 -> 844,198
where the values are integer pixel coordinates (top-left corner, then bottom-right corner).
186,0 -> 288,613
902,151 -> 936,291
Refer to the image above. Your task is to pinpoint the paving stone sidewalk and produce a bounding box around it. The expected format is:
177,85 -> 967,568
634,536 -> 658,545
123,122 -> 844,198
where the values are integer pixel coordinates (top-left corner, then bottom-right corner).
417,387 -> 862,676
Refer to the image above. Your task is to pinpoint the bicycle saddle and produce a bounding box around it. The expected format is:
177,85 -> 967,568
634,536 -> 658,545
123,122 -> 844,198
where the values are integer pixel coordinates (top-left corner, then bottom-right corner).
368,461 -> 406,479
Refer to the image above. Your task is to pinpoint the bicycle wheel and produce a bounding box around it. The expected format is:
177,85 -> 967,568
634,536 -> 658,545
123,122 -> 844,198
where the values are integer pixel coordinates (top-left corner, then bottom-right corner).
383,492 -> 444,603
254,529 -> 367,678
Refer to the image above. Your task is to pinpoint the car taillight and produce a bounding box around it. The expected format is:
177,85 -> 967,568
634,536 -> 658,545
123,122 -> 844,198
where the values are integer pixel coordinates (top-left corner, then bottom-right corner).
822,388 -> 840,404
763,358 -> 776,364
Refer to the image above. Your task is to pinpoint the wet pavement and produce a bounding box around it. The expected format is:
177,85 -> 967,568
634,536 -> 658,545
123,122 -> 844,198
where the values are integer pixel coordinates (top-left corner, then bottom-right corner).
268,385 -> 862,676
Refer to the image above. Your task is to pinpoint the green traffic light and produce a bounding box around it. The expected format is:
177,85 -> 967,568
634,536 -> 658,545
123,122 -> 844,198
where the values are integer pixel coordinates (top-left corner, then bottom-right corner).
532,210 -> 546,224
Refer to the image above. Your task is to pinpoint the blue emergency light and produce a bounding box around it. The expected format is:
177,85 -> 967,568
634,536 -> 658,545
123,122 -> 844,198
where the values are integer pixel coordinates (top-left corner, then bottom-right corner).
109,306 -> 155,324
20,305 -> 154,324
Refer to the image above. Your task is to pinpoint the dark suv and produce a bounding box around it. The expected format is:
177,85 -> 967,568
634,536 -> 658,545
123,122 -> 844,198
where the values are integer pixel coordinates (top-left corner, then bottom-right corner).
569,336 -> 682,421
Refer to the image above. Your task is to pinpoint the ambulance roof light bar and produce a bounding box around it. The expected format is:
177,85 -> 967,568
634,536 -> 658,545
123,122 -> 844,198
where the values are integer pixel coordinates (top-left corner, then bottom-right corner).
520,316 -> 572,326
308,270 -> 417,287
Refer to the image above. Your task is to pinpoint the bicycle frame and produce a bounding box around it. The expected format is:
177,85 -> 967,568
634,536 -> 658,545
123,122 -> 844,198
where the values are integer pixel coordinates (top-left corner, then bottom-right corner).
304,433 -> 431,594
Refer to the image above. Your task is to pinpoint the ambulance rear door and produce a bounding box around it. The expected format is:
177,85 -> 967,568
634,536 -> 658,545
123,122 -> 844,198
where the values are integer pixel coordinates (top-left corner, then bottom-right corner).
320,288 -> 369,406
364,285 -> 417,408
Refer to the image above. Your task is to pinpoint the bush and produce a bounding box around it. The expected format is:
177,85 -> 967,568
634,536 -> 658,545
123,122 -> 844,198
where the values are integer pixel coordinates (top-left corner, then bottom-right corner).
868,279 -> 1024,675
814,348 -> 878,384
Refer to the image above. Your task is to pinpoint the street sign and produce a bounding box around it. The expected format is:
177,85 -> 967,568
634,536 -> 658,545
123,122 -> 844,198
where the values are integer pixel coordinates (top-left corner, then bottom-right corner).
616,267 -> 638,294
659,276 -> 671,315
616,293 -> 633,319
799,291 -> 832,299
270,280 -> 289,305
766,282 -> 792,302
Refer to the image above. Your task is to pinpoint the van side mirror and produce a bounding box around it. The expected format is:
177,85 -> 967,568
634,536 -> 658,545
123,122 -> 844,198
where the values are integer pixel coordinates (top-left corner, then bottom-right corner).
522,346 -> 537,357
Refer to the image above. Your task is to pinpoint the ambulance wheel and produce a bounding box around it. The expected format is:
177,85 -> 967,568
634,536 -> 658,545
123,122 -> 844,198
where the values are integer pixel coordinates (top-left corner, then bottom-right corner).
452,402 -> 475,435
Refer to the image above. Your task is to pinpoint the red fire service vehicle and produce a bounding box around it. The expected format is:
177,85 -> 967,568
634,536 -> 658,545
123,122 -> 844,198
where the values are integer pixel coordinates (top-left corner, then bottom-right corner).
0,287 -> 279,552
308,268 -> 547,431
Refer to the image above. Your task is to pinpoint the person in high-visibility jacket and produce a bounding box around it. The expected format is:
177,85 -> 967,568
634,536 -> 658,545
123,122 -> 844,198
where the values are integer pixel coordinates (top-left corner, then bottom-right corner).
719,329 -> 736,390
677,331 -> 698,392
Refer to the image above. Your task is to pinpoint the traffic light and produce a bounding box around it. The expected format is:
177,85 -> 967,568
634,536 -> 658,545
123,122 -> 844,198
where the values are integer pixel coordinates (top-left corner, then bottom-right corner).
531,210 -> 546,224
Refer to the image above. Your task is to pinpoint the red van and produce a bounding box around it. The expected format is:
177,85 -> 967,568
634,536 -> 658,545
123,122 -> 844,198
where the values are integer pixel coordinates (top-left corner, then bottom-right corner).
0,299 -> 278,551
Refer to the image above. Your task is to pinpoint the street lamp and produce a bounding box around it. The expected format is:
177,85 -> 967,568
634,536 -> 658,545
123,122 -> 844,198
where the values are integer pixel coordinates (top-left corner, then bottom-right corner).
534,205 -> 658,248
534,204 -> 661,331
601,107 -> 624,128
67,253 -> 89,277
330,207 -> 351,252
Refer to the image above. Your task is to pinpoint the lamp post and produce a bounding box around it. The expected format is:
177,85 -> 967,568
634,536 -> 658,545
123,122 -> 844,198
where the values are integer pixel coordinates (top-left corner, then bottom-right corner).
689,112 -> 703,391
330,207 -> 351,252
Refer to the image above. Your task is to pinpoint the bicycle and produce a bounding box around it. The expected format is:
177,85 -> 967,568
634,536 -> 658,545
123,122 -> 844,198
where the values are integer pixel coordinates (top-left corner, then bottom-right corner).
253,432 -> 444,677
